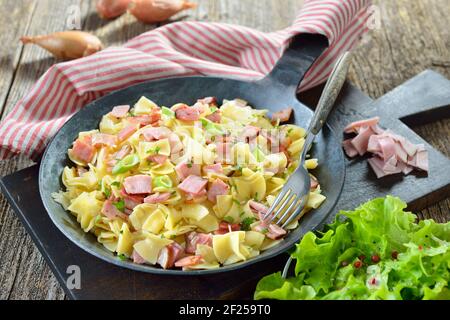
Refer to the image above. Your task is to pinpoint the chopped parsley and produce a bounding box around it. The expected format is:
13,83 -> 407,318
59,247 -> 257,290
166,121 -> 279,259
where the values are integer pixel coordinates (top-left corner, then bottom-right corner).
223,216 -> 235,223
113,199 -> 125,212
187,161 -> 193,168
147,146 -> 161,154
241,217 -> 256,231
253,192 -> 259,201
117,254 -> 127,261
94,215 -> 102,223
210,106 -> 218,113
103,187 -> 111,199
232,198 -> 241,206
111,181 -> 121,188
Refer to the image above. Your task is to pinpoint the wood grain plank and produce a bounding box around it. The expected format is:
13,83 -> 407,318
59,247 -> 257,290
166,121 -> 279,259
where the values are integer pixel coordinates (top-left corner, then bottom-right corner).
0,0 -> 37,117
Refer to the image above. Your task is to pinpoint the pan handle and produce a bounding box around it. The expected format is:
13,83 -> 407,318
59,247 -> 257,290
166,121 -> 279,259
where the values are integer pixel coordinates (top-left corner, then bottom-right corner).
259,33 -> 328,95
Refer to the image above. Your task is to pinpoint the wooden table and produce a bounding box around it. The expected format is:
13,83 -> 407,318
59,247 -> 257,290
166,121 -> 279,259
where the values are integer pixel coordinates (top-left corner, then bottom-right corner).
0,0 -> 449,300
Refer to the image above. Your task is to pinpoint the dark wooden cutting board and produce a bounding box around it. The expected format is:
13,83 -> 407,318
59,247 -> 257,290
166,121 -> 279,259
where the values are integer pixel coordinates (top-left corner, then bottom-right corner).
1,69 -> 449,300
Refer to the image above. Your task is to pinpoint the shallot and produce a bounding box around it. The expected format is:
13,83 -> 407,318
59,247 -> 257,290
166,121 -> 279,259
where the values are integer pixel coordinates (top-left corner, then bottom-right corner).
128,0 -> 197,24
20,31 -> 103,60
96,0 -> 131,19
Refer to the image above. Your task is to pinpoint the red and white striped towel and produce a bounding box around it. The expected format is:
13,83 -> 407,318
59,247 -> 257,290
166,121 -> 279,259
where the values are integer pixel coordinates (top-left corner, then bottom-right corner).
0,0 -> 371,160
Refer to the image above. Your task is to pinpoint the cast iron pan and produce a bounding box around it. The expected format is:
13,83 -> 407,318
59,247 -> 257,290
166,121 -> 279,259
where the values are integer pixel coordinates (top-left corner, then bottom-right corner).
39,33 -> 345,275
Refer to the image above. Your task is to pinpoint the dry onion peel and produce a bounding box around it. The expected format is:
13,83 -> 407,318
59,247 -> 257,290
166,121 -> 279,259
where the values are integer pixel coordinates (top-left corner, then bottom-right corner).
20,31 -> 103,60
128,0 -> 197,24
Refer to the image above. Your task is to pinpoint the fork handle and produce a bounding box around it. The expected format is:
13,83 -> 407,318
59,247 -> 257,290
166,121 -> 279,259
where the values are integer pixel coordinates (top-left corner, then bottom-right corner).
307,52 -> 352,135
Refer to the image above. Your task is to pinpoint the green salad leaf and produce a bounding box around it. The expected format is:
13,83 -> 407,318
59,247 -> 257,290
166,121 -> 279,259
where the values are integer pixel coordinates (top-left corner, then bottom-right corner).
254,196 -> 449,300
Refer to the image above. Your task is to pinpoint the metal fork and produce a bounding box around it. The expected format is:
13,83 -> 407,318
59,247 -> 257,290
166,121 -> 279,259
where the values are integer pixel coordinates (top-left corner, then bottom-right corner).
262,52 -> 352,228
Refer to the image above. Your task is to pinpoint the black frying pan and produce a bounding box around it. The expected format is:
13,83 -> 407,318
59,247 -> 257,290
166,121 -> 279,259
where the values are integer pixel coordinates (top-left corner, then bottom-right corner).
39,33 -> 345,275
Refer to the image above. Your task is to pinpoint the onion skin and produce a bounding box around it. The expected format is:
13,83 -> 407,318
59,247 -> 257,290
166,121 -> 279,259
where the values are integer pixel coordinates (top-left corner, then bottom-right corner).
128,0 -> 197,24
96,0 -> 131,19
20,31 -> 103,60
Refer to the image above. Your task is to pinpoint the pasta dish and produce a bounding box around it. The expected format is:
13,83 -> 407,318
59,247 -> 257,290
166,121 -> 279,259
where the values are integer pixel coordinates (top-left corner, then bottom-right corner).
53,96 -> 325,270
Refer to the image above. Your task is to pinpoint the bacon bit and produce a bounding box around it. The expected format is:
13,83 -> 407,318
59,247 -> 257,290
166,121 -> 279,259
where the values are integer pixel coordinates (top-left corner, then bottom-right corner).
371,255 -> 380,263
391,251 -> 398,259
370,278 -> 377,285
418,245 -> 423,251
341,261 -> 349,267
353,260 -> 363,268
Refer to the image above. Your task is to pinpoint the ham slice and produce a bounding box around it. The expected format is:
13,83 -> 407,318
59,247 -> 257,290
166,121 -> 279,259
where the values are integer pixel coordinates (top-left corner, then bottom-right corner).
351,126 -> 376,155
241,126 -> 260,142
203,163 -> 223,175
249,200 -> 269,215
344,117 -> 429,178
271,107 -> 293,123
344,117 -> 380,133
123,175 -> 152,194
185,232 -> 213,254
148,154 -> 168,164
142,127 -> 171,141
178,175 -> 208,195
214,222 -> 241,235
168,133 -> 183,155
92,133 -> 118,147
118,125 -> 137,141
102,200 -> 127,220
110,105 -> 130,118
342,139 -> 359,158
206,111 -> 221,123
120,188 -> 144,210
207,179 -> 229,203
174,255 -> 203,268
197,96 -> 217,106
144,192 -> 171,204
175,105 -> 200,121
310,175 -> 319,189
175,161 -> 201,180
132,250 -> 146,264
157,242 -> 184,269
72,137 -> 95,163
215,142 -> 232,163
266,224 -> 287,240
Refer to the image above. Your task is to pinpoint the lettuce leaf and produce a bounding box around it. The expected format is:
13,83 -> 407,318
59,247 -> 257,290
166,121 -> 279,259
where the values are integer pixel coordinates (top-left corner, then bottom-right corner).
254,196 -> 449,300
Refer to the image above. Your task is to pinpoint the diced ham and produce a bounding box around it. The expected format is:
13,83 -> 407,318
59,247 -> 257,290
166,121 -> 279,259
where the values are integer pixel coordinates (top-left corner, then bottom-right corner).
72,137 -> 95,163
157,242 -> 184,269
92,133 -> 118,147
271,107 -> 293,123
203,163 -> 223,175
310,175 -> 319,189
342,139 -> 359,158
123,175 -> 152,195
110,105 -> 130,118
120,188 -> 144,210
376,136 -> 396,161
101,200 -> 127,220
174,255 -> 203,268
351,126 -> 376,156
175,161 -> 201,180
215,142 -> 232,163
266,224 -> 287,240
114,145 -> 132,160
206,111 -> 221,123
184,189 -> 208,204
132,250 -> 146,264
214,222 -> 241,235
144,192 -> 171,204
118,125 -> 138,141
344,117 -> 380,133
142,127 -> 171,141
175,105 -> 200,121
249,200 -> 269,215
178,175 -> 208,195
207,179 -> 229,203
197,97 -> 217,106
241,126 -> 260,142
185,232 -> 213,254
168,133 -> 183,155
148,154 -> 168,164
127,110 -> 161,127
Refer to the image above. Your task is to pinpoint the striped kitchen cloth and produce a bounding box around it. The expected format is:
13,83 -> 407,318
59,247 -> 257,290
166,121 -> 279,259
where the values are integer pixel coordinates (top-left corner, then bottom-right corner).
0,0 -> 371,160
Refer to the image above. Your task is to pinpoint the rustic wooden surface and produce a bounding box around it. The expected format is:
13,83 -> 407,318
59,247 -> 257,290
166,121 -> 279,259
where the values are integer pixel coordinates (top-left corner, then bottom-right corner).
0,0 -> 448,300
